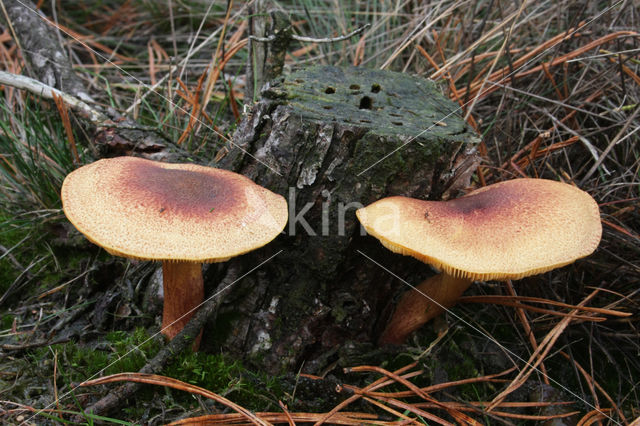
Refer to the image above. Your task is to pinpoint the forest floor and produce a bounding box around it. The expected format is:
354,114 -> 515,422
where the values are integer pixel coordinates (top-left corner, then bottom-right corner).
1,1 -> 639,425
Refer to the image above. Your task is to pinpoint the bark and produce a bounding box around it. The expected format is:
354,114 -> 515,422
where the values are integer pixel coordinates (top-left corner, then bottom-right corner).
244,1 -> 291,103
210,65 -> 480,373
244,0 -> 268,103
1,0 -> 90,101
0,0 -> 189,162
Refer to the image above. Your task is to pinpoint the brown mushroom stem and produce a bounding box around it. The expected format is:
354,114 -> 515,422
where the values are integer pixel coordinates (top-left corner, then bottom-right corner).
378,273 -> 472,345
162,261 -> 204,348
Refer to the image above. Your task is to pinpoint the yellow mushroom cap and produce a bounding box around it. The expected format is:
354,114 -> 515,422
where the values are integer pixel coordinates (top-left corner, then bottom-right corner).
61,157 -> 288,262
356,178 -> 602,281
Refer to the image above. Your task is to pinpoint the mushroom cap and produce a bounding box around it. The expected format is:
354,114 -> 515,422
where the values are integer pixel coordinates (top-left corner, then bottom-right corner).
61,157 -> 288,262
356,178 -> 602,281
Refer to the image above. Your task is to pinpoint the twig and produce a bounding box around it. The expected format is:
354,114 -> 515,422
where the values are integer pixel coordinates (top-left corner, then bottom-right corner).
78,266 -> 239,417
1,337 -> 71,351
249,23 -> 370,43
0,69 -> 176,148
81,373 -> 271,426
0,70 -> 107,123
0,0 -> 90,100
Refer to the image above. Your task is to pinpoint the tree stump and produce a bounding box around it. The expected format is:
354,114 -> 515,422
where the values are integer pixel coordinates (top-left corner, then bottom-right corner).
212,65 -> 480,373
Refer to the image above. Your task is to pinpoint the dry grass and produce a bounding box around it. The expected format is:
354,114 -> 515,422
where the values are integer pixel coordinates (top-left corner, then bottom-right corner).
1,0 -> 639,424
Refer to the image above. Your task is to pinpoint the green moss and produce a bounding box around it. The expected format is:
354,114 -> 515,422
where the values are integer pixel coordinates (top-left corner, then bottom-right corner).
1,313 -> 14,329
27,327 -> 161,384
443,340 -> 481,398
282,65 -> 476,142
164,351 -> 243,390
22,329 -> 284,417
104,328 -> 161,374
162,351 -> 285,411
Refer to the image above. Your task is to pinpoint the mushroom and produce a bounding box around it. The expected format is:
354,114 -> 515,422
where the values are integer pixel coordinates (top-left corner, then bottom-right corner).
61,156 -> 288,348
356,178 -> 602,345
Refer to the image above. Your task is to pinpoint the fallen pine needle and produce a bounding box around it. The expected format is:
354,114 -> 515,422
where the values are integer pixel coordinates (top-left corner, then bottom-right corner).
79,373 -> 271,426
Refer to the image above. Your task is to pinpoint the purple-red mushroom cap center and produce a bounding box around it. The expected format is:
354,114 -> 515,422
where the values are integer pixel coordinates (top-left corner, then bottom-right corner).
61,156 -> 288,263
356,178 -> 602,281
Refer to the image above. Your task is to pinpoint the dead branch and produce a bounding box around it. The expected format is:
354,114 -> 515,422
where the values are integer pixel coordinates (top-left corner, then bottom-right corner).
78,266 -> 241,417
0,70 -> 106,123
0,0 -> 91,101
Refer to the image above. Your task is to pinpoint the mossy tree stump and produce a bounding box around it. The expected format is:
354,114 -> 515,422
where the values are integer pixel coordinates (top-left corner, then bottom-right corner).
213,65 -> 480,372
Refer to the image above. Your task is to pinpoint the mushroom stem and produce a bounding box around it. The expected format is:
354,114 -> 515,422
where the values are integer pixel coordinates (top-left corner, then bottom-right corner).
378,273 -> 472,345
162,261 -> 204,348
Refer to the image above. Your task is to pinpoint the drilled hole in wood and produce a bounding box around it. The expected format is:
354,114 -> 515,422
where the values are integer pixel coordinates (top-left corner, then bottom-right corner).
342,299 -> 357,310
349,84 -> 360,90
392,121 -> 403,126
371,83 -> 381,93
360,119 -> 372,123
325,87 -> 336,94
323,105 -> 333,110
389,113 -> 403,117
359,96 -> 373,110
